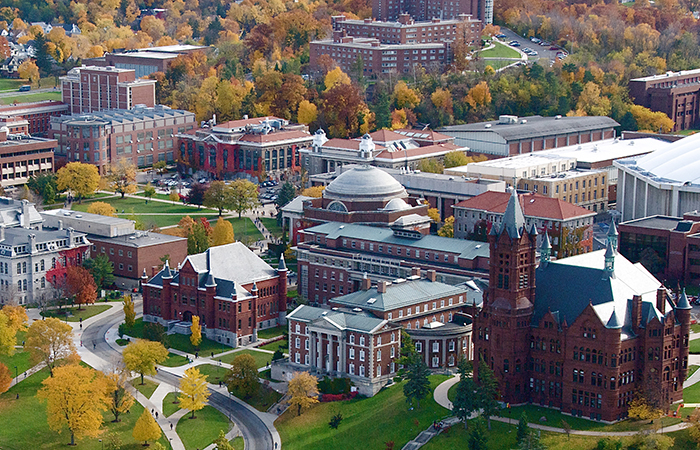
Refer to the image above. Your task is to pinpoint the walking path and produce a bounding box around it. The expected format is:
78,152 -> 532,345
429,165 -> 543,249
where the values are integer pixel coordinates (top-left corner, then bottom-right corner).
432,376 -> 691,437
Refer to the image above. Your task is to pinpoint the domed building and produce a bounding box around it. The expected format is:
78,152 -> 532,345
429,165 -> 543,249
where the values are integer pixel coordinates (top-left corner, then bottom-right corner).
300,164 -> 430,230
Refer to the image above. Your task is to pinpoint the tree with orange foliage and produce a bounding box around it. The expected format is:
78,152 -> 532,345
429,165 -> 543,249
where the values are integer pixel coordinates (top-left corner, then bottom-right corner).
66,266 -> 97,309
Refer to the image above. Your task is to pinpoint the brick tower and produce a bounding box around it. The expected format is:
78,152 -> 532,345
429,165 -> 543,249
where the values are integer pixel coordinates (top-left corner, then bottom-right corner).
474,189 -> 538,403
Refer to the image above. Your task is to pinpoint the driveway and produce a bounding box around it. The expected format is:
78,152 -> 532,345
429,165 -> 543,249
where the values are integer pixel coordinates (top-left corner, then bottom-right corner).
497,28 -> 567,66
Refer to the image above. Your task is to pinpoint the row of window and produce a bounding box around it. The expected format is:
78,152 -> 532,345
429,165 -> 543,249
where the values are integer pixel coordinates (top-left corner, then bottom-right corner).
93,245 -> 133,259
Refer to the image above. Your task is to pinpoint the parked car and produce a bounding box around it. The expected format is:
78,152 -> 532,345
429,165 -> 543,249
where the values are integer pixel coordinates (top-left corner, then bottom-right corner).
496,33 -> 507,38
530,37 -> 541,43
549,46 -> 559,51
18,85 -> 31,92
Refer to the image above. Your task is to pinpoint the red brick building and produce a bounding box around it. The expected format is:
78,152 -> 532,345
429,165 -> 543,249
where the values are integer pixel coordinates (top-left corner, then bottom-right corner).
309,14 -> 481,76
629,69 -> 700,132
0,126 -> 55,188
283,304 -> 402,396
177,116 -> 312,179
0,101 -> 69,136
61,66 -> 156,114
143,243 -> 288,347
453,191 -> 596,258
474,190 -> 691,422
372,0 -> 491,25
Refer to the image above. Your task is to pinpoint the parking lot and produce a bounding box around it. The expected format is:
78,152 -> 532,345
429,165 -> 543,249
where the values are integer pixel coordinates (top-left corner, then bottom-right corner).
496,27 -> 568,66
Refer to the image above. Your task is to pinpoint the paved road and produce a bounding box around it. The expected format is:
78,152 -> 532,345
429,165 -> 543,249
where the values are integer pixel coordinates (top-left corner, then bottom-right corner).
81,306 -> 275,450
0,87 -> 58,98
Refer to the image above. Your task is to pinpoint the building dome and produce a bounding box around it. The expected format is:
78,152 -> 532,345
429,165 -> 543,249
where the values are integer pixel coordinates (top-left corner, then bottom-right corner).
382,198 -> 411,211
324,165 -> 407,201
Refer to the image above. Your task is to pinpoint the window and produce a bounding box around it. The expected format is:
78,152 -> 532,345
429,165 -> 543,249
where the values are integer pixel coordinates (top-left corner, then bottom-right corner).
350,348 -> 355,359
416,342 -> 422,352
350,334 -> 355,344
360,350 -> 365,361
295,337 -> 300,348
432,342 -> 439,352
359,365 -> 365,377
377,349 -> 381,360
360,336 -> 365,346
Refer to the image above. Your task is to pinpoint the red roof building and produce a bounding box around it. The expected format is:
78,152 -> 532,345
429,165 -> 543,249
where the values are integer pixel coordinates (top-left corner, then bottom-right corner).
453,191 -> 596,258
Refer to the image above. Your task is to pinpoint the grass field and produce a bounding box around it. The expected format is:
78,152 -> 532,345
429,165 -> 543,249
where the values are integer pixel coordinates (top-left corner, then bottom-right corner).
246,384 -> 283,412
219,349 -> 272,369
260,217 -> 284,237
197,364 -> 230,384
258,339 -> 287,352
162,391 -> 181,417
257,326 -> 285,340
0,78 -> 27,91
41,304 -> 112,322
0,350 -> 32,375
481,41 -> 521,58
231,436 -> 244,450
130,378 -> 159,399
684,377 -> 700,402
229,217 -> 264,242
73,197 -> 218,228
1,91 -> 62,105
688,365 -> 700,381
160,352 -> 190,367
123,318 -> 230,355
0,367 -> 172,450
177,405 -> 230,450
692,323 -> 700,333
690,339 -> 700,354
277,375 -> 450,450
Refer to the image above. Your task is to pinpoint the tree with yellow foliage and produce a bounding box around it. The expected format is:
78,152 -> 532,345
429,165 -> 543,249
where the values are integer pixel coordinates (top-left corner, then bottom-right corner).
288,371 -> 319,416
394,81 -> 420,110
427,208 -> 441,223
190,315 -> 202,348
122,339 -> 168,385
0,305 -> 27,354
86,45 -> 105,58
123,295 -> 136,329
443,151 -> 470,168
211,217 -> 235,247
465,82 -> 492,110
108,159 -> 138,198
391,109 -> 409,130
39,364 -> 109,445
18,60 -> 39,84
169,189 -> 180,204
301,185 -> 325,198
132,409 -> 161,446
56,162 -> 100,202
431,88 -> 454,116
297,100 -> 318,125
178,366 -> 211,418
26,318 -> 78,377
324,67 -> 351,92
87,201 -> 117,217
629,105 -> 674,133
575,82 -> 611,117
438,216 -> 455,238
105,369 -> 135,423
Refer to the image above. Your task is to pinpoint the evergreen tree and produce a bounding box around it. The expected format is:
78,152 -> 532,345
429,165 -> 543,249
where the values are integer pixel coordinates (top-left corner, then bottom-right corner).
516,412 -> 530,445
276,181 -> 296,209
468,417 -> 488,450
476,360 -> 500,429
403,358 -> 430,408
371,84 -> 392,129
33,32 -> 52,76
452,358 -> 478,427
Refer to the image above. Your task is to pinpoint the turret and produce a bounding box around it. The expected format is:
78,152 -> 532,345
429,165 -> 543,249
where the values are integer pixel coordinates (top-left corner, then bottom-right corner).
540,232 -> 552,266
607,220 -> 618,250
604,240 -> 615,279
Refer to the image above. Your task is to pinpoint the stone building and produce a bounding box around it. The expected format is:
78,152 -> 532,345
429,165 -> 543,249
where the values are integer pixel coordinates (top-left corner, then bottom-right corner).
142,243 -> 288,347
473,190 -> 690,422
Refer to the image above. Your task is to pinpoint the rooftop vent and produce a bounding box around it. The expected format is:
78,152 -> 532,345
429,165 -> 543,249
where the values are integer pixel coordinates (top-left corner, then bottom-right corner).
352,307 -> 362,312
367,298 -> 377,304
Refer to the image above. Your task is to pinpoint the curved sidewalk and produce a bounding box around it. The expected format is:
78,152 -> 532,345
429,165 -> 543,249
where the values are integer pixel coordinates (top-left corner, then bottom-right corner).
433,376 -> 690,437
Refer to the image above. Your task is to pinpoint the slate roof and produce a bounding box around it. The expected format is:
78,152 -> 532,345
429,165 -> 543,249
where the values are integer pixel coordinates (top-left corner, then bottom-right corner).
454,191 -> 596,221
305,222 -> 489,260
287,305 -> 389,333
500,189 -> 526,239
533,249 -> 672,334
330,279 -> 469,312
439,116 -> 619,142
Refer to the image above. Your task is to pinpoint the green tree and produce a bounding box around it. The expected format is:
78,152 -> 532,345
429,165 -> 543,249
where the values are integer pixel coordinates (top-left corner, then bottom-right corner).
517,412 -> 530,445
213,430 -> 234,450
123,295 -> 135,329
452,358 -> 478,427
187,183 -> 207,208
187,222 -> 210,254
397,330 -> 419,378
476,360 -> 500,429
27,173 -> 57,204
33,32 -> 52,76
204,181 -> 235,216
108,159 -> 138,198
83,254 -> 114,289
152,160 -> 167,174
225,353 -> 260,399
417,158 -> 444,174
143,183 -> 156,203
403,358 -> 430,408
468,416 -> 488,450
169,189 -> 180,204
276,181 -> 296,209
443,151 -> 470,168
229,179 -> 259,218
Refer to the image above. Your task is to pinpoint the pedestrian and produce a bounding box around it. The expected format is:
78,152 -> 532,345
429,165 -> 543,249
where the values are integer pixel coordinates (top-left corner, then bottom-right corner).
211,352 -> 214,358
155,411 -> 159,419
152,409 -> 154,415
170,423 -> 173,431
93,342 -> 96,350
79,323 -> 82,330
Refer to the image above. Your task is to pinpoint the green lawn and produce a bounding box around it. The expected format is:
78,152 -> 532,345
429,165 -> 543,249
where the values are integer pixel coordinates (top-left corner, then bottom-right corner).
0,78 -> 28,92
166,333 -> 231,355
260,217 -> 284,237
229,217 -> 264,243
116,338 -> 129,346
258,339 -> 288,352
41,304 -> 112,322
0,367 -> 172,450
277,375 -> 449,450
231,436 -> 244,450
245,383 -> 283,412
684,378 -> 700,402
257,326 -> 285,340
690,339 -> 700,354
160,352 -> 190,367
177,405 -> 230,450
135,191 -> 175,201
162,391 -> 182,417
688,365 -> 700,381
480,41 -> 521,58
197,364 -> 230,384
219,349 -> 272,369
0,350 -> 32,376
130,378 -> 159,399
674,129 -> 700,136
691,323 -> 700,333
1,91 -> 62,105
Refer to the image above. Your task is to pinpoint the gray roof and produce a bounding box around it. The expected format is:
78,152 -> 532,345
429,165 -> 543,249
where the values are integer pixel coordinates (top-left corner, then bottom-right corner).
305,222 -> 489,260
330,279 -> 469,312
287,305 -> 389,333
52,105 -> 193,126
439,116 -> 619,142
677,289 -> 692,310
534,249 -> 669,334
620,216 -> 682,231
186,242 -> 278,284
89,232 -> 185,248
1,227 -> 86,246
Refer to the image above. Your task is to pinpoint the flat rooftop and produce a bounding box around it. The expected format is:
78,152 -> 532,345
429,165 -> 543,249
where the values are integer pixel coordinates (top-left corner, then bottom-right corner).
620,216 -> 683,231
89,231 -> 186,248
458,152 -> 574,171
631,69 -> 700,82
536,138 -> 666,164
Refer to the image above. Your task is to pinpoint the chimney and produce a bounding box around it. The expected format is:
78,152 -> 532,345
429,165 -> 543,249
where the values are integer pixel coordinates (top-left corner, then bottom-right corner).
361,273 -> 371,290
426,270 -> 437,282
377,281 -> 389,293
151,266 -> 158,277
631,294 -> 642,329
67,227 -> 75,248
21,200 -> 30,228
28,234 -> 36,255
411,267 -> 421,277
656,286 -> 666,315
58,220 -> 63,230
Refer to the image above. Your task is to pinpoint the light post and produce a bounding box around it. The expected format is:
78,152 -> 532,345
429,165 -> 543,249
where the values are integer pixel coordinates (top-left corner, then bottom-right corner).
99,439 -> 103,450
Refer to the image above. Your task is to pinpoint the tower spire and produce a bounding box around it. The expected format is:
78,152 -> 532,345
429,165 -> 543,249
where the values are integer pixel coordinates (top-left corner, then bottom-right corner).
501,188 -> 525,239
540,231 -> 552,266
607,220 -> 619,251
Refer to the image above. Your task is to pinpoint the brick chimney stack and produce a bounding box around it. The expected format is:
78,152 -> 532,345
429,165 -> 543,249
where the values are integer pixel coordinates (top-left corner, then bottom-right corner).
426,269 -> 437,282
411,267 -> 421,277
377,281 -> 389,293
656,286 -> 666,315
361,274 -> 371,290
